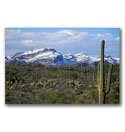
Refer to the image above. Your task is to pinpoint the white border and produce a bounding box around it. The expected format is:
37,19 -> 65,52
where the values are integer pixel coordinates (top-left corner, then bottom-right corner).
0,0 -> 124,132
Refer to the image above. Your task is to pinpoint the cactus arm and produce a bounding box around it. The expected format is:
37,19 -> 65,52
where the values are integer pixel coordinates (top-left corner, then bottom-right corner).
97,64 -> 101,103
97,64 -> 100,85
106,64 -> 113,94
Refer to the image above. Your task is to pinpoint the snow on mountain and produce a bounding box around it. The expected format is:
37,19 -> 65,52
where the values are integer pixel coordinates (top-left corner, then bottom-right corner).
63,54 -> 76,65
5,48 -> 120,66
104,55 -> 116,64
74,52 -> 101,66
114,58 -> 120,63
6,48 -> 63,65
75,52 -> 96,63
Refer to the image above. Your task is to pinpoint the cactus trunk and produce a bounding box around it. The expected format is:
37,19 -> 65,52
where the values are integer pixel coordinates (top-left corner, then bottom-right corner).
98,40 -> 113,104
99,40 -> 105,104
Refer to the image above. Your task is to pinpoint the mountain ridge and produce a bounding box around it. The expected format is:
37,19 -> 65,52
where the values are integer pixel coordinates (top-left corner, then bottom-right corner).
5,48 -> 120,66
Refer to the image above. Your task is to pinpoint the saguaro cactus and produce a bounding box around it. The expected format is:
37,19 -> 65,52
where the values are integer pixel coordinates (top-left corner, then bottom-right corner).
97,40 -> 113,104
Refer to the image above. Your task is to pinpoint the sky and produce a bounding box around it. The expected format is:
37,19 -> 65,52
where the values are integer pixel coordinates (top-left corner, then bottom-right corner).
5,28 -> 120,58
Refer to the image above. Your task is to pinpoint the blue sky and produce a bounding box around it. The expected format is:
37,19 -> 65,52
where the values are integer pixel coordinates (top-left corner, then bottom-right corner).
5,28 -> 120,58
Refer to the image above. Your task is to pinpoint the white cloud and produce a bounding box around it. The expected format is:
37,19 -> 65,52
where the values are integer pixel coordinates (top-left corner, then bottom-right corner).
21,40 -> 33,44
97,34 -> 104,37
57,30 -> 75,35
115,37 -> 120,41
5,29 -> 119,47
5,29 -> 120,57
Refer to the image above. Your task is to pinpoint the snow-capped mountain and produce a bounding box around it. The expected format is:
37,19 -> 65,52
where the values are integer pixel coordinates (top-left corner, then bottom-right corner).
6,48 -> 63,65
5,48 -> 120,66
74,52 -> 100,66
63,54 -> 77,65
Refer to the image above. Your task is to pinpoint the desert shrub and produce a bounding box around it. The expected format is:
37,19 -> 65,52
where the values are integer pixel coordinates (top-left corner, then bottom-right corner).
70,72 -> 78,79
37,91 -> 75,104
5,63 -> 120,104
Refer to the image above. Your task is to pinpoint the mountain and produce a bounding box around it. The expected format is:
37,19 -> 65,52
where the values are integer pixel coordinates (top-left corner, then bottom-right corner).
5,48 -> 120,66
